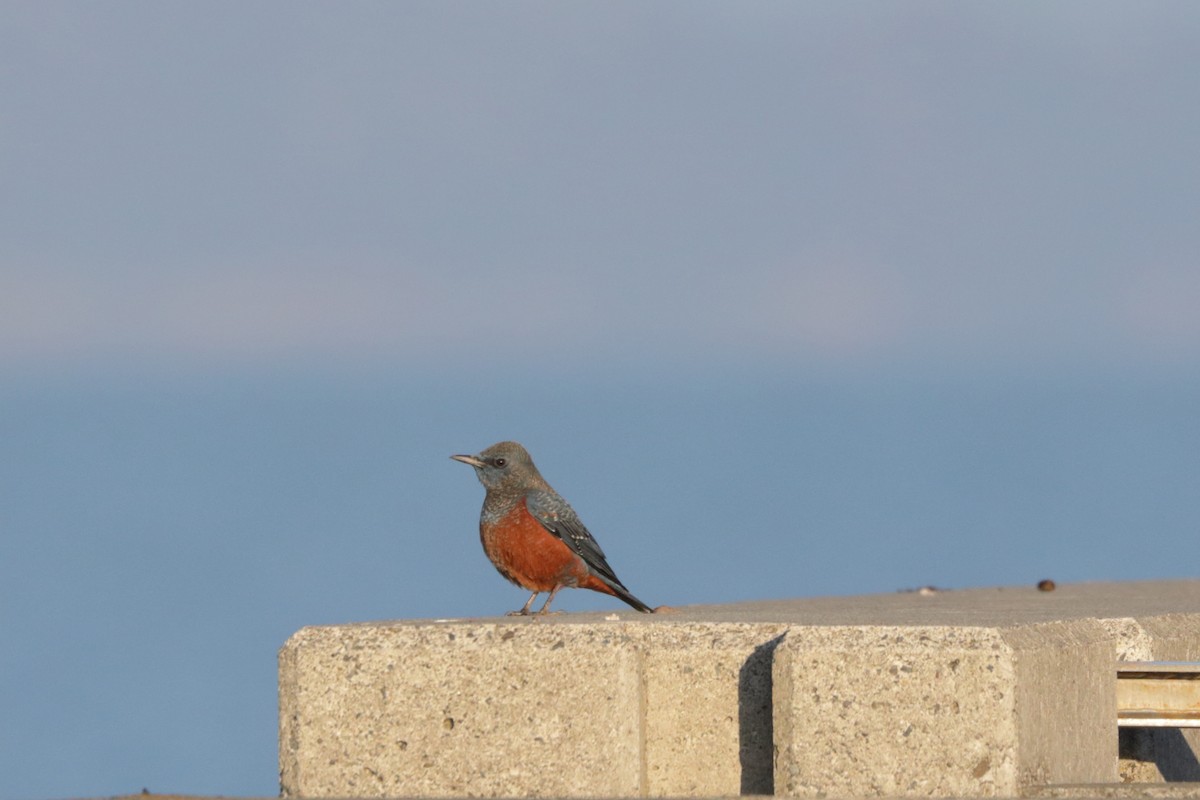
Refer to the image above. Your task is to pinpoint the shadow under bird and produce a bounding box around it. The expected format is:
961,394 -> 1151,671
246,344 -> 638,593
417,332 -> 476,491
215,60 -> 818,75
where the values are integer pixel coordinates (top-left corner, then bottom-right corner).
451,441 -> 654,615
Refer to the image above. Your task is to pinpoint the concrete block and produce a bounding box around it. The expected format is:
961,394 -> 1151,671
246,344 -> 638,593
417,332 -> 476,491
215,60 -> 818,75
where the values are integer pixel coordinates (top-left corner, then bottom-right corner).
279,621 -> 643,798
772,620 -> 1116,797
773,625 -> 1018,797
1137,613 -> 1200,662
1100,617 -> 1155,662
1004,621 -> 1117,787
638,623 -> 787,796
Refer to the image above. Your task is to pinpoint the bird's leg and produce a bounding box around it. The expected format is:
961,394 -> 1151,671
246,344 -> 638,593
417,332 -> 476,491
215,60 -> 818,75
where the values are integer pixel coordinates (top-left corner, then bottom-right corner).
507,591 -> 540,616
535,586 -> 566,616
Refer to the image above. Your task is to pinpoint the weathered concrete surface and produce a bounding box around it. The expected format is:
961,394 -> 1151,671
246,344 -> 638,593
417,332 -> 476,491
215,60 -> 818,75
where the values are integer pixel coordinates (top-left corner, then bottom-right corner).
279,579 -> 1200,799
280,623 -> 643,798
1035,784 -> 1200,797
773,624 -> 1020,796
666,580 -> 1200,626
772,620 -> 1116,797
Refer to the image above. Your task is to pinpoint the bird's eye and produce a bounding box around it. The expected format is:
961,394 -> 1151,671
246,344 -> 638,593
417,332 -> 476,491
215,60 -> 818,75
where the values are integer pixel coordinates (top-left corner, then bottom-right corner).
494,458 -> 507,467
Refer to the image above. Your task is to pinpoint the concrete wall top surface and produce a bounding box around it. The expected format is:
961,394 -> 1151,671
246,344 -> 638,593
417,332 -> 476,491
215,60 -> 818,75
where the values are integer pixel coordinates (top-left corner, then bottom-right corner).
327,579 -> 1200,630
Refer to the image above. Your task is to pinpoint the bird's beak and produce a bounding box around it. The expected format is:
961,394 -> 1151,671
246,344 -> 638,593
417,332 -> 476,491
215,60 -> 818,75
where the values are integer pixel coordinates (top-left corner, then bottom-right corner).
450,454 -> 485,468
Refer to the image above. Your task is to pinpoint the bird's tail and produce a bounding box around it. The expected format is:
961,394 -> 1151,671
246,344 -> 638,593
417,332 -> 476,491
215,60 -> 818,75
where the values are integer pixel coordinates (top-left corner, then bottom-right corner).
584,574 -> 654,613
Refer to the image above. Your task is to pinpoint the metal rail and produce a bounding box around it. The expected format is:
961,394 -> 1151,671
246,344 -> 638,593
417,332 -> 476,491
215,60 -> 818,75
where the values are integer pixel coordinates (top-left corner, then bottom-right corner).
1117,661 -> 1200,728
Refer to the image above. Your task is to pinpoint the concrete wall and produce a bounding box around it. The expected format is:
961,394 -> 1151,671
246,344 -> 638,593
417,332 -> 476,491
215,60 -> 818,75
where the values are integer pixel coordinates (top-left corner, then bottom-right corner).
278,581 -> 1200,798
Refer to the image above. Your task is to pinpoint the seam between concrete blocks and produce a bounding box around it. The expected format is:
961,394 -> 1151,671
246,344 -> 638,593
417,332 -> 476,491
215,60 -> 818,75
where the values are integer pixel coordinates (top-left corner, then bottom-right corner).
637,641 -> 648,797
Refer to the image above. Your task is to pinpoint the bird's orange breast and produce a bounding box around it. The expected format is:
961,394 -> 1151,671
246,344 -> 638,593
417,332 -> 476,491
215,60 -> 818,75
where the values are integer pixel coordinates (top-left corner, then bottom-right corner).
481,502 -> 590,591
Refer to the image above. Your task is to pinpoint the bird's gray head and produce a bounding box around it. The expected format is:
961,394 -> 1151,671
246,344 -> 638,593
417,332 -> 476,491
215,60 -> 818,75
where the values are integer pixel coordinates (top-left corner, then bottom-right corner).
450,441 -> 543,493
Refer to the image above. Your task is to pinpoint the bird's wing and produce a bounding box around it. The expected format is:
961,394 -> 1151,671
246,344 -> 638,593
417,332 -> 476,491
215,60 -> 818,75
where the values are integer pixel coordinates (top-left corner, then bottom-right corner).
525,490 -> 627,589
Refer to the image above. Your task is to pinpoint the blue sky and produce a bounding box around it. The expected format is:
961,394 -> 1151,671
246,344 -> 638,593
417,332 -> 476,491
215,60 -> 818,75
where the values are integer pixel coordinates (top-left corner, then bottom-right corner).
2,3 -> 1199,799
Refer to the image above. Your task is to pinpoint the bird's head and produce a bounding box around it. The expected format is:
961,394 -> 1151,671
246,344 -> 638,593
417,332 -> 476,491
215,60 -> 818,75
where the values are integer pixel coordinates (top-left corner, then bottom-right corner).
451,440 -> 541,492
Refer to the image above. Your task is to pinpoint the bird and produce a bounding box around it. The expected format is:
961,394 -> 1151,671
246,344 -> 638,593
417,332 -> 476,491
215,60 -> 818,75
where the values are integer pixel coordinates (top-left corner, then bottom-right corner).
451,441 -> 654,616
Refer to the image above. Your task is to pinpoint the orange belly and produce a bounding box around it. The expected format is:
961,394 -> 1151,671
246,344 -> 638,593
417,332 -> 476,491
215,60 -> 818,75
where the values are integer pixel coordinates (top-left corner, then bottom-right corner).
481,503 -> 591,592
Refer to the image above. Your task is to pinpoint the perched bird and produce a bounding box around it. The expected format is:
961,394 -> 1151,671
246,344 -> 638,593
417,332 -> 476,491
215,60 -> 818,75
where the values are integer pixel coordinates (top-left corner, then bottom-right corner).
451,441 -> 653,616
